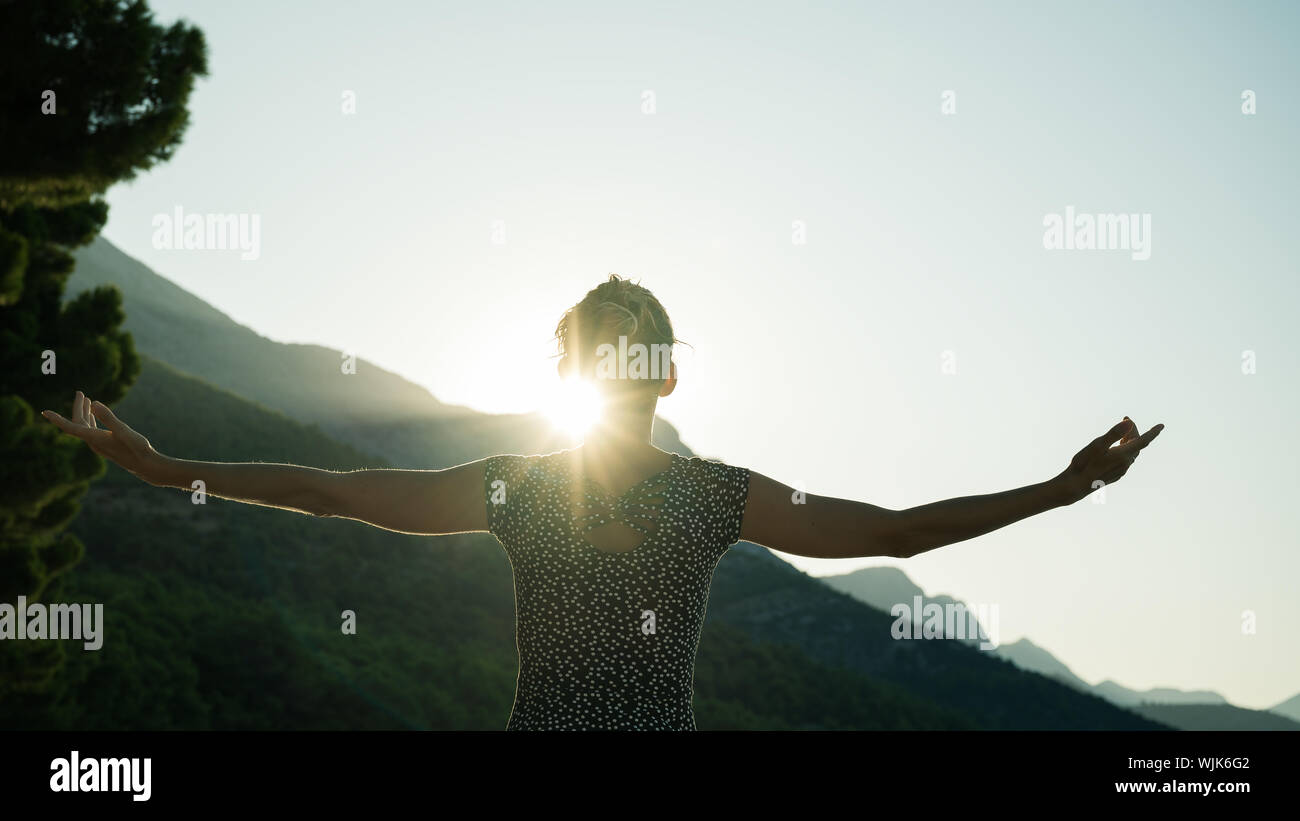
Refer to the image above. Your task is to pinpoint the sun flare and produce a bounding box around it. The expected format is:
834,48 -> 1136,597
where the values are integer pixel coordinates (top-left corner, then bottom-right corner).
544,379 -> 603,439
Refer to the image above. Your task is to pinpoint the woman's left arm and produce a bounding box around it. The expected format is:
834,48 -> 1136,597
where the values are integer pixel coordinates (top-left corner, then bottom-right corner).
739,417 -> 1164,559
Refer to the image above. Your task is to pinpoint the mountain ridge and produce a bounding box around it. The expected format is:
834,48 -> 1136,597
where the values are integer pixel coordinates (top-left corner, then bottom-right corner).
817,566 -> 1292,729
68,237 -> 694,469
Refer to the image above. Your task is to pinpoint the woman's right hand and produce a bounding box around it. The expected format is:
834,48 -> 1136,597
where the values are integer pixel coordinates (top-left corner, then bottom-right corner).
42,390 -> 168,486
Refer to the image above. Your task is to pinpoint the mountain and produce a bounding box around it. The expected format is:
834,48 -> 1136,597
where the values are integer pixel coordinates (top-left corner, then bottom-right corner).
64,238 -> 469,425
1132,704 -> 1300,731
24,235 -> 1177,730
826,568 -> 1239,713
993,638 -> 1093,693
1093,680 -> 1227,708
995,639 -> 1229,708
712,552 -> 1159,729
1269,692 -> 1300,724
821,566 -> 992,648
66,237 -> 692,468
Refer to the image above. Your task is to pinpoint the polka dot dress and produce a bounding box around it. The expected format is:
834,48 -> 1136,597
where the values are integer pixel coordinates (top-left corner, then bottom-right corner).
483,450 -> 750,730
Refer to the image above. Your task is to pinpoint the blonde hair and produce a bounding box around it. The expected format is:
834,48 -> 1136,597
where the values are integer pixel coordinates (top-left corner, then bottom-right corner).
554,274 -> 679,385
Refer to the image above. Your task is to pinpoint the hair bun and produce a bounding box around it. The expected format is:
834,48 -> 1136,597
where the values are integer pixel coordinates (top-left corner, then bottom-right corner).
553,274 -> 680,380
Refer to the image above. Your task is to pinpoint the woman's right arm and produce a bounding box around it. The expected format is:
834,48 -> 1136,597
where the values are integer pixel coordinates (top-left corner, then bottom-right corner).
42,391 -> 488,536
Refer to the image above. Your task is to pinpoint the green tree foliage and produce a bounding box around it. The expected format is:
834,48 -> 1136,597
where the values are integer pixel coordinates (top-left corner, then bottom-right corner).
0,0 -> 208,209
0,0 -> 206,694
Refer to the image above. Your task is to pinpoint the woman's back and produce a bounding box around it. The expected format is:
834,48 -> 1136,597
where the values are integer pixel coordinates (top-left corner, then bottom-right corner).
483,450 -> 750,730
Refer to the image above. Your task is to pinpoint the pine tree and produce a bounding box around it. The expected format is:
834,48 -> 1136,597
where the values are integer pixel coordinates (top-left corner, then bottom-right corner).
0,0 -> 207,693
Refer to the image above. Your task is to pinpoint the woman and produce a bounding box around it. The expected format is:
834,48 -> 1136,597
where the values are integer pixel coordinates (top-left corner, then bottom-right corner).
42,275 -> 1163,730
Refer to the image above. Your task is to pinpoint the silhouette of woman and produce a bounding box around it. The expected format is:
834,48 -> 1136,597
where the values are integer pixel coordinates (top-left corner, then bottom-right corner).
42,274 -> 1163,730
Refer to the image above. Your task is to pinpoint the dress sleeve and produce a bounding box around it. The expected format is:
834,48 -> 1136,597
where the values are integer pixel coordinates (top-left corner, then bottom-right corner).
713,460 -> 752,551
482,454 -> 525,545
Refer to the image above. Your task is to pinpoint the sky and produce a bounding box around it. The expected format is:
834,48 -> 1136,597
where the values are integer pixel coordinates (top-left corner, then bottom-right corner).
99,0 -> 1299,709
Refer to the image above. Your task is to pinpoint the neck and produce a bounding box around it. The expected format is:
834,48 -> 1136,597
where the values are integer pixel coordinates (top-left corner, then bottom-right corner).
582,396 -> 658,458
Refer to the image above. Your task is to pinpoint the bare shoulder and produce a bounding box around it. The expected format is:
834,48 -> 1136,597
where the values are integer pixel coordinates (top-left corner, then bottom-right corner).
674,453 -> 750,484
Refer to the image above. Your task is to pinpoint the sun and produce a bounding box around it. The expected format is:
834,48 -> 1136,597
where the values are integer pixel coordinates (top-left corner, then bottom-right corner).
544,378 -> 603,439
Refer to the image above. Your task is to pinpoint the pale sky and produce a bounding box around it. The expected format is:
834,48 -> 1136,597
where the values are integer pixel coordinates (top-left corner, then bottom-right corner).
99,0 -> 1299,709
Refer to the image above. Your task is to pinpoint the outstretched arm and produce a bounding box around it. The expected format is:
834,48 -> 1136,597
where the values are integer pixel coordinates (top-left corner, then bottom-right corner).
739,417 -> 1164,559
42,391 -> 488,536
